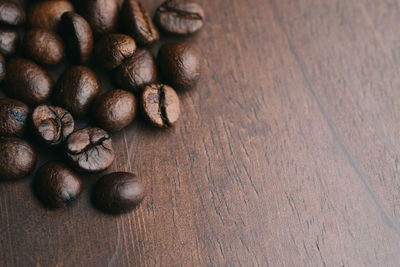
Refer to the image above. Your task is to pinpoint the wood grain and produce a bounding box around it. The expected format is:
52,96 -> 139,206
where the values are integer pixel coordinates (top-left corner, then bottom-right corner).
1,0 -> 400,266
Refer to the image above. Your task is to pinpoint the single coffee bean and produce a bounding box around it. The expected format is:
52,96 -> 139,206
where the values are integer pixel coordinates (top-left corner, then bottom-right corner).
55,66 -> 100,117
155,0 -> 204,35
0,98 -> 29,137
114,49 -> 157,94
94,34 -> 136,71
157,42 -> 201,90
32,105 -> 74,146
0,137 -> 36,180
78,0 -> 119,36
0,0 -> 26,26
24,28 -> 64,66
121,0 -> 159,46
0,27 -> 19,56
27,0 -> 74,32
34,161 -> 82,208
0,53 -> 5,81
92,172 -> 144,214
141,84 -> 180,127
4,58 -> 54,106
94,89 -> 137,132
60,12 -> 93,64
64,127 -> 115,172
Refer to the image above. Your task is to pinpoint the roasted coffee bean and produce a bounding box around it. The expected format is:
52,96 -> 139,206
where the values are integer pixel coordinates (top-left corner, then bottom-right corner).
141,84 -> 180,127
114,49 -> 157,94
0,98 -> 29,137
155,0 -> 204,35
79,0 -> 119,36
0,53 -> 5,81
28,1 -> 74,32
34,162 -> 82,208
60,12 -> 93,64
55,66 -> 99,117
92,172 -> 144,214
121,0 -> 159,46
0,137 -> 36,180
0,0 -> 26,26
64,127 -> 115,172
24,28 -> 64,66
0,27 -> 19,56
32,105 -> 74,146
4,58 -> 54,106
94,89 -> 137,132
95,34 -> 136,70
157,42 -> 201,90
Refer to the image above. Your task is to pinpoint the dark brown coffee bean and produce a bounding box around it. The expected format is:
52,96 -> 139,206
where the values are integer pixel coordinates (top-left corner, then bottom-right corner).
79,0 -> 119,36
0,98 -> 29,137
65,127 -> 115,173
4,58 -> 54,106
0,0 -> 26,26
0,27 -> 19,56
55,66 -> 100,117
0,53 -> 5,81
32,105 -> 74,146
157,42 -> 201,90
141,84 -> 180,127
121,0 -> 159,46
24,28 -> 64,66
0,137 -> 36,180
34,161 -> 82,208
94,34 -> 136,70
114,49 -> 157,94
92,172 -> 144,214
60,12 -> 93,64
94,89 -> 137,132
28,1 -> 75,32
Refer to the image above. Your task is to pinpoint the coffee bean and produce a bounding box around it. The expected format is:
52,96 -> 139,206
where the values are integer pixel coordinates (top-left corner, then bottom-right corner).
0,98 -> 29,137
0,0 -> 26,26
0,27 -> 19,56
157,42 -> 201,90
34,161 -> 82,208
0,137 -> 36,180
121,0 -> 159,46
79,0 -> 119,36
0,53 -> 5,81
155,0 -> 204,35
32,105 -> 74,146
94,34 -> 136,71
114,49 -> 157,94
92,172 -> 144,214
28,1 -> 75,32
4,58 -> 54,106
60,12 -> 93,64
94,89 -> 137,132
65,127 -> 114,172
24,28 -> 64,66
55,66 -> 100,117
141,84 -> 180,127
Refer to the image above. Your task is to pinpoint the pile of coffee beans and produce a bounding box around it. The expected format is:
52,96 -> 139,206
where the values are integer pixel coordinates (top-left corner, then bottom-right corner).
0,0 -> 204,214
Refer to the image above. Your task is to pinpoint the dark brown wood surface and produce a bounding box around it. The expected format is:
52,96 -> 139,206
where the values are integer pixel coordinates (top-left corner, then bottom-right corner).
2,0 -> 400,266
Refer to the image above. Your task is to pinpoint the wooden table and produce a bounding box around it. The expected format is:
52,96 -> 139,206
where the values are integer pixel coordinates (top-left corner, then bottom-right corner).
2,0 -> 400,266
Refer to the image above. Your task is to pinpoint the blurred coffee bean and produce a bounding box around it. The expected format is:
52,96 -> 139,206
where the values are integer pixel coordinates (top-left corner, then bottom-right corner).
60,12 -> 93,64
24,28 -> 64,66
64,127 -> 115,173
0,98 -> 29,137
0,27 -> 19,56
0,0 -> 26,26
4,58 -> 54,106
55,66 -> 100,117
32,105 -> 74,146
94,33 -> 136,70
28,0 -> 74,32
0,53 -> 5,81
121,0 -> 159,46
